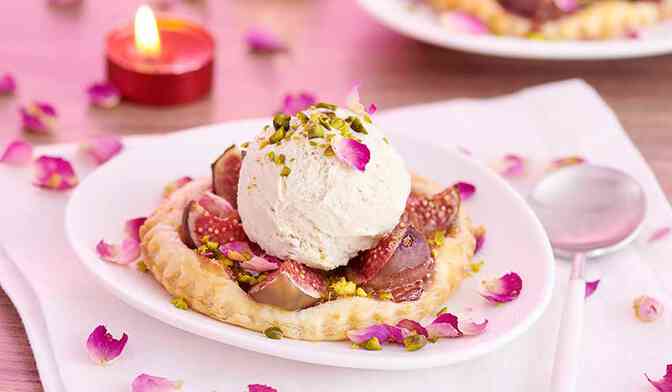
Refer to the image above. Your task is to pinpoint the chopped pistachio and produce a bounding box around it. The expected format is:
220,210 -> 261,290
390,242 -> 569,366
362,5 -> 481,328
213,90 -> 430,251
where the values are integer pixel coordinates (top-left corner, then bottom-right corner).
356,287 -> 368,297
264,326 -> 283,340
171,297 -> 189,310
470,260 -> 485,274
280,166 -> 291,177
431,249 -> 438,258
240,141 -> 250,149
429,230 -> 445,248
220,258 -> 234,268
363,114 -> 372,124
527,32 -> 545,40
269,127 -> 286,144
351,343 -> 361,349
227,250 -> 248,262
206,240 -> 219,251
314,102 -> 337,111
330,117 -> 347,130
428,337 -> 440,344
362,337 -> 382,351
383,137 -> 390,144
379,292 -> 393,301
273,113 -> 291,130
259,139 -> 269,150
348,117 -> 367,134
436,306 -> 448,316
324,146 -> 335,157
296,111 -> 309,124
330,277 -> 357,297
403,334 -> 427,352
237,273 -> 257,284
274,153 -> 286,165
307,124 -> 324,139
136,261 -> 148,273
267,150 -> 275,162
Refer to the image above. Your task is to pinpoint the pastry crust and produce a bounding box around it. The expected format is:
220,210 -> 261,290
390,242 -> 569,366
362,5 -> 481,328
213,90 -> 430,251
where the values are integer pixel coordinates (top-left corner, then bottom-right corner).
428,0 -> 670,39
140,175 -> 475,341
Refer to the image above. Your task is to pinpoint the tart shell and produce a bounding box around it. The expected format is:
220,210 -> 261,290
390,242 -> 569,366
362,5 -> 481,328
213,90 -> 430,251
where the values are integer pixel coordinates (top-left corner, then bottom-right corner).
140,175 -> 476,341
428,0 -> 671,40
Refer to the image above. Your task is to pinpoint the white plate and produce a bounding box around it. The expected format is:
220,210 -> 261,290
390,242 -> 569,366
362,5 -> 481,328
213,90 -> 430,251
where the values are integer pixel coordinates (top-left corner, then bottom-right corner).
358,0 -> 672,60
65,121 -> 554,370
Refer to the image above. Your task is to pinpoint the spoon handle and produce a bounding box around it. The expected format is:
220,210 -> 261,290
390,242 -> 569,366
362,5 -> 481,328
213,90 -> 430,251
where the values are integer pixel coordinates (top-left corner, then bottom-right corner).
550,253 -> 586,392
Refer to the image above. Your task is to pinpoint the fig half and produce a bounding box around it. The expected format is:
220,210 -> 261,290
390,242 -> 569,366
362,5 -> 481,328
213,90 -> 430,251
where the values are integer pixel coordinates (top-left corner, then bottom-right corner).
248,261 -> 327,311
211,144 -> 242,209
181,194 -> 247,248
400,186 -> 461,238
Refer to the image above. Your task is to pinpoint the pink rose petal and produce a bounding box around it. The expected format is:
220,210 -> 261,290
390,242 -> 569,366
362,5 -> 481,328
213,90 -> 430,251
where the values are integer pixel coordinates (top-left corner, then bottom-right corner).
346,324 -> 404,345
0,73 -> 16,95
646,364 -> 672,392
20,102 -> 57,134
240,256 -> 280,273
96,238 -> 140,265
333,138 -> 370,172
497,154 -> 525,178
426,313 -> 462,339
245,28 -> 287,53
280,92 -> 317,115
86,325 -> 128,365
163,176 -> 193,198
474,228 -> 486,255
453,181 -> 476,200
439,11 -> 489,35
479,272 -> 523,304
132,374 -> 183,392
585,279 -> 600,299
634,295 -> 664,322
249,385 -> 277,392
125,217 -> 147,243
458,318 -> 488,336
86,82 -> 121,109
553,0 -> 578,12
81,135 -> 123,165
346,84 -> 366,115
396,319 -> 428,337
0,140 -> 32,166
219,240 -> 253,258
366,103 -> 377,115
33,155 -> 78,190
648,227 -> 671,243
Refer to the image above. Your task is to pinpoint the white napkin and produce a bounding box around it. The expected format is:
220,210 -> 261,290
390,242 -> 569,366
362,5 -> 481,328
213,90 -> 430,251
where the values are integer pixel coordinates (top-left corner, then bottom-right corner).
1,79 -> 670,392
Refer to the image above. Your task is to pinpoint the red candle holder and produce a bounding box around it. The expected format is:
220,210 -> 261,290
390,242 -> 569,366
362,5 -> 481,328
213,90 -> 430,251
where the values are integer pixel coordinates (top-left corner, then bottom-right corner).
106,17 -> 214,106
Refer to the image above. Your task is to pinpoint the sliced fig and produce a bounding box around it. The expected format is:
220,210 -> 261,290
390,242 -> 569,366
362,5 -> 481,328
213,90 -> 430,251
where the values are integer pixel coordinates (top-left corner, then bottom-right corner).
347,225 -> 433,302
211,144 -> 242,209
248,260 -> 327,311
400,186 -> 461,238
182,197 -> 247,248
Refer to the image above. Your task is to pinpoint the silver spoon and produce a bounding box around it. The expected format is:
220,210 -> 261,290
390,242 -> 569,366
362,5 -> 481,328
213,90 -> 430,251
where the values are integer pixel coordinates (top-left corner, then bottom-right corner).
528,165 -> 646,392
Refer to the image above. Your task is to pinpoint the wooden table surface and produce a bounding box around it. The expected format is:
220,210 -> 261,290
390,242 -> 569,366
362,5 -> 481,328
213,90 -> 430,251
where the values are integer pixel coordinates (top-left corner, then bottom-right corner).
1,0 -> 671,390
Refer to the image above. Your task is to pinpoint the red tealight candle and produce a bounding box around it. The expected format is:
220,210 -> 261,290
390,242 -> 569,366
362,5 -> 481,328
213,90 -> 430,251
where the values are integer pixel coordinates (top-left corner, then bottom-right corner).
106,6 -> 214,106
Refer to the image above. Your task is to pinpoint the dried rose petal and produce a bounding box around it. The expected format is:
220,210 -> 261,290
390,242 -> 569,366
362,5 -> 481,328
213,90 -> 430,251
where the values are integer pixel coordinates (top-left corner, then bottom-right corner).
496,154 -> 525,178
474,226 -> 486,255
125,217 -> 147,243
86,325 -> 128,365
96,238 -> 140,265
439,11 -> 489,35
0,73 -> 16,95
345,84 -> 366,115
396,319 -> 428,337
332,138 -> 370,172
553,0 -> 578,12
249,385 -> 277,392
163,176 -> 193,198
219,241 -> 253,259
0,140 -> 32,166
426,313 -> 462,339
33,155 -> 78,190
367,103 -> 377,115
86,82 -> 121,109
634,295 -> 664,322
648,227 -> 671,243
548,156 -> 586,172
346,324 -> 404,345
132,374 -> 183,392
240,256 -> 280,273
479,272 -> 523,304
20,102 -> 57,134
585,279 -> 600,299
81,135 -> 123,165
453,181 -> 476,200
459,318 -> 488,336
646,364 -> 672,392
245,28 -> 287,53
280,92 -> 317,115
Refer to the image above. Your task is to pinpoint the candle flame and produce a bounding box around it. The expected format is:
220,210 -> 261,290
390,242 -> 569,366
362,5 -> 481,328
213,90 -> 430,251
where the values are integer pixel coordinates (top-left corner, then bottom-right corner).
134,5 -> 161,57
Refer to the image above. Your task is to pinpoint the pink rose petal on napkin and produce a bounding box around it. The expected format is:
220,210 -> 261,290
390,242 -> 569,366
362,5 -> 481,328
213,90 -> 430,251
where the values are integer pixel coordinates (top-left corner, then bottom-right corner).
634,295 -> 664,322
163,176 -> 193,198
245,28 -> 287,53
548,155 -> 586,171
280,92 -> 317,115
33,155 -> 78,190
439,11 -> 489,35
125,217 -> 147,242
132,373 -> 183,392
96,238 -> 140,265
20,101 -> 57,134
86,325 -> 128,365
585,279 -> 600,299
249,385 -> 277,392
648,227 -> 671,243
86,82 -> 121,109
479,272 -> 523,304
0,73 -> 16,95
396,319 -> 428,337
496,154 -> 525,178
240,256 -> 280,273
81,135 -> 123,164
346,324 -> 404,345
453,181 -> 476,200
333,138 -> 370,171
0,140 -> 32,166
553,0 -> 578,12
646,364 -> 672,392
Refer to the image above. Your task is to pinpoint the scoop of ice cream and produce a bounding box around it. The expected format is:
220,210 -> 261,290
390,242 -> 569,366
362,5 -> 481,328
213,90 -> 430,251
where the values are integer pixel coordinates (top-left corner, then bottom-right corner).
237,105 -> 411,270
